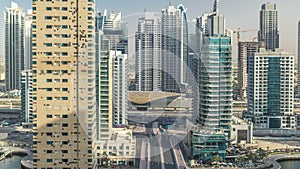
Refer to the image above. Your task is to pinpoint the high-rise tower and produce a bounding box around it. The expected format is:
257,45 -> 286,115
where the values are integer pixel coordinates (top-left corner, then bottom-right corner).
135,12 -> 161,91
237,42 -> 263,99
258,3 -> 279,51
25,9 -> 32,70
4,2 -> 25,91
247,49 -> 296,129
161,4 -> 188,92
198,0 -> 232,136
298,21 -> 300,98
32,0 -> 96,168
111,51 -> 128,125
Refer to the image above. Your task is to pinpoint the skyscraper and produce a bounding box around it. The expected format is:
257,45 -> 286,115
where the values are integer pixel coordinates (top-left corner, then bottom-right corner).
135,12 -> 161,91
4,2 -> 25,91
25,9 -> 32,70
96,11 -> 128,54
298,21 -> 300,98
247,49 -> 296,129
198,0 -> 232,136
95,9 -> 107,31
21,70 -> 32,123
111,51 -> 128,125
237,42 -> 263,99
161,4 -> 188,92
258,3 -> 279,51
32,0 -> 96,168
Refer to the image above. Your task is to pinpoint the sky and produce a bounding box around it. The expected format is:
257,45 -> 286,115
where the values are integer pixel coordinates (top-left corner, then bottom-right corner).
0,0 -> 300,63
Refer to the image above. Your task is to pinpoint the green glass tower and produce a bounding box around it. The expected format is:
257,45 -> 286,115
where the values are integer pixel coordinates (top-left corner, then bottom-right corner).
198,0 -> 232,137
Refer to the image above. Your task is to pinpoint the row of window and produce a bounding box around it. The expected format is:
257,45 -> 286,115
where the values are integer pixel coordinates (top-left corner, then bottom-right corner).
32,96 -> 68,100
46,114 -> 68,118
32,52 -> 68,56
32,24 -> 94,29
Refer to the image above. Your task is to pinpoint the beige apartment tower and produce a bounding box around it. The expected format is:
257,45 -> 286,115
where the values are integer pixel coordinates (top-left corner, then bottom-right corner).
32,0 -> 96,168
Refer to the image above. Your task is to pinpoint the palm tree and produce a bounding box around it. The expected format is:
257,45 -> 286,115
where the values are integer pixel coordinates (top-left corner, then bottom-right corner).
212,155 -> 223,168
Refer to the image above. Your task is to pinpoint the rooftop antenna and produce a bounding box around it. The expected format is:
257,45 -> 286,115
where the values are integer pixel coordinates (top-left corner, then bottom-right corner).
213,0 -> 219,15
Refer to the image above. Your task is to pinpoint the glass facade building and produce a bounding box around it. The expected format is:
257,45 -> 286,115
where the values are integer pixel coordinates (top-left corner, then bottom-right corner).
191,127 -> 226,162
199,36 -> 232,135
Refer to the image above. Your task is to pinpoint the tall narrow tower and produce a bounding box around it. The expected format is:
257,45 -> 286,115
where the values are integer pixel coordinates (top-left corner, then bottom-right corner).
161,4 -> 188,92
32,0 -> 96,168
198,0 -> 232,136
4,2 -> 25,91
298,21 -> 300,98
25,9 -> 32,70
135,12 -> 161,91
258,3 -> 279,51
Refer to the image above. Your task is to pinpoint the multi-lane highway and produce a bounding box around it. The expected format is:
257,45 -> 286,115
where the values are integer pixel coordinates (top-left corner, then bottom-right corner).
161,134 -> 177,169
134,121 -> 180,169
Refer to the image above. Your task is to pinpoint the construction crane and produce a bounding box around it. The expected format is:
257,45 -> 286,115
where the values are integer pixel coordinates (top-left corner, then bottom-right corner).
233,28 -> 258,42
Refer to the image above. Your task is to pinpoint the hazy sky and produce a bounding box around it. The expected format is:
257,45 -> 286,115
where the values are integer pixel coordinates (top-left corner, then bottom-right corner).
0,0 -> 300,62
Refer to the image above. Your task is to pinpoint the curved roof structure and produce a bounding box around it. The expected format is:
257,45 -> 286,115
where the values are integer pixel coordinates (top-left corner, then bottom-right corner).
128,91 -> 182,104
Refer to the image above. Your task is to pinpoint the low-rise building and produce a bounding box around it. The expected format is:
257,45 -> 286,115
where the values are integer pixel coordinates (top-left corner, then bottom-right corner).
231,116 -> 253,144
190,125 -> 226,162
97,128 -> 136,167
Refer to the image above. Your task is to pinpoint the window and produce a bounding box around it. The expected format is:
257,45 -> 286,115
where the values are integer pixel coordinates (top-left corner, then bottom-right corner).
62,123 -> 68,127
46,79 -> 52,82
62,115 -> 68,118
62,97 -> 68,100
45,34 -> 52,38
62,16 -> 68,20
62,7 -> 68,11
62,150 -> 68,153
46,97 -> 52,100
61,34 -> 68,38
61,25 -> 68,29
46,141 -> 53,145
45,43 -> 52,47
46,25 -> 52,29
46,88 -> 52,91
46,115 -> 52,118
61,43 -> 69,47
62,159 -> 68,163
45,52 -> 52,56
46,123 -> 53,127
62,132 -> 68,136
46,159 -> 53,163
45,16 -> 52,20
62,79 -> 68,82
46,7 -> 52,11
61,52 -> 68,56
61,61 -> 68,65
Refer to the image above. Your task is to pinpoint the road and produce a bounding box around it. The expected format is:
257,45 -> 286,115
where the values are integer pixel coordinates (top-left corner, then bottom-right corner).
149,136 -> 162,169
133,121 -> 180,169
161,134 -> 177,169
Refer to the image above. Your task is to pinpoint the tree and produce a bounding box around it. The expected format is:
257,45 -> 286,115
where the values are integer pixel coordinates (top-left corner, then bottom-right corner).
212,155 -> 223,168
